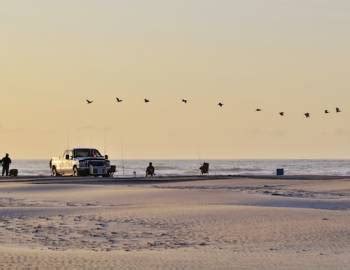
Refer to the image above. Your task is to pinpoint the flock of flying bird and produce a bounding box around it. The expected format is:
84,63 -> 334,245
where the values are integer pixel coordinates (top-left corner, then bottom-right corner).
85,98 -> 342,118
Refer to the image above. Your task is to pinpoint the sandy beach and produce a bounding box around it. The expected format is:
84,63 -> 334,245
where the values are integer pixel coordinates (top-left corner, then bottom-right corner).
0,176 -> 348,269
3,0 -> 350,268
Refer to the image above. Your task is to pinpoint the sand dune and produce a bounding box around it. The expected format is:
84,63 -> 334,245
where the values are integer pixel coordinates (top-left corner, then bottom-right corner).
0,177 -> 349,269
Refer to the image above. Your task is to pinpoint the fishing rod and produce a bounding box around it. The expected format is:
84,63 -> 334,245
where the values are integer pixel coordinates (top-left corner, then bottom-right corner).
120,137 -> 126,176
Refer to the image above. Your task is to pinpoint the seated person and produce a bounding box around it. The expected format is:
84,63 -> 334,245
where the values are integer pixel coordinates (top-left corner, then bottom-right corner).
146,162 -> 155,177
200,162 -> 209,175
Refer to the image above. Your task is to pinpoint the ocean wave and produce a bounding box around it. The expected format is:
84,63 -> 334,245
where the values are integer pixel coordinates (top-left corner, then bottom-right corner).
212,167 -> 265,173
10,159 -> 350,177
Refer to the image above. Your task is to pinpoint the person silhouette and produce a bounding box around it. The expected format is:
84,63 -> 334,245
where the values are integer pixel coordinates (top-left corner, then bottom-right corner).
1,153 -> 12,177
146,162 -> 155,177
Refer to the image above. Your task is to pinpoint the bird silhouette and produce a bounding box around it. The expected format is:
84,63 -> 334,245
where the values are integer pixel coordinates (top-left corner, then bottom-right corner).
86,99 -> 93,104
324,110 -> 330,114
116,97 -> 123,103
336,107 -> 341,113
256,108 -> 262,112
304,113 -> 310,118
144,98 -> 150,103
218,102 -> 224,107
182,99 -> 188,104
279,112 -> 285,116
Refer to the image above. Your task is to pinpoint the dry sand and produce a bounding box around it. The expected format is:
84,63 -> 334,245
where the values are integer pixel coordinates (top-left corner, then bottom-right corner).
0,176 -> 349,269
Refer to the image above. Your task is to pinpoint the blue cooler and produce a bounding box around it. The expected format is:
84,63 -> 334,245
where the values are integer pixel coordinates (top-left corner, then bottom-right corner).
276,168 -> 284,176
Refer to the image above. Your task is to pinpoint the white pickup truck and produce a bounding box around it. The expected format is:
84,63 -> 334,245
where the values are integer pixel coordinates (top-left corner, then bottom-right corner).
50,148 -> 116,177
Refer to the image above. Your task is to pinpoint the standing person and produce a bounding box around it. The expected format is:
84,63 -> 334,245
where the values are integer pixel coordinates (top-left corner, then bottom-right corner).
1,153 -> 12,177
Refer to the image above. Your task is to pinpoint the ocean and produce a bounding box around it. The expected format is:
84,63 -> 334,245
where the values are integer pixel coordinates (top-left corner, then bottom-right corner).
9,159 -> 350,177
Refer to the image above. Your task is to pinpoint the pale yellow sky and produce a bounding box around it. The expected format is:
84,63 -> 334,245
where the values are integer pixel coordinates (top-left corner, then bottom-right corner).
1,0 -> 350,159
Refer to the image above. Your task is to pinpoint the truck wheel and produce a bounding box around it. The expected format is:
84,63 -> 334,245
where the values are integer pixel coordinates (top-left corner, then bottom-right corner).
52,167 -> 59,177
73,166 -> 79,177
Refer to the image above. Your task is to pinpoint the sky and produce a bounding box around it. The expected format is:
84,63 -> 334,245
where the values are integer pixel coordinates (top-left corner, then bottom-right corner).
1,0 -> 350,159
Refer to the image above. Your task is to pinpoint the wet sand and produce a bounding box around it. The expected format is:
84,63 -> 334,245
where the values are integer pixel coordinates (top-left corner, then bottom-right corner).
0,176 -> 349,269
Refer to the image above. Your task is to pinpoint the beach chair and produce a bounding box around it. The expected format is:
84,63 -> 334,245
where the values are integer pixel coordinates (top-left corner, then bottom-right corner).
200,163 -> 209,175
146,167 -> 155,177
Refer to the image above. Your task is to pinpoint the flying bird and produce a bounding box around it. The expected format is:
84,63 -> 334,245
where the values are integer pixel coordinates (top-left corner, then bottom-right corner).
324,110 -> 330,114
218,102 -> 224,107
144,98 -> 150,103
182,99 -> 188,104
116,97 -> 123,103
336,107 -> 341,113
279,112 -> 285,116
304,113 -> 310,118
86,99 -> 93,104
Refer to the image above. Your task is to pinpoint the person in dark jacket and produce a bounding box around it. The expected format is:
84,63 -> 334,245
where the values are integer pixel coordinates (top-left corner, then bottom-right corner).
146,162 -> 155,177
1,154 -> 12,176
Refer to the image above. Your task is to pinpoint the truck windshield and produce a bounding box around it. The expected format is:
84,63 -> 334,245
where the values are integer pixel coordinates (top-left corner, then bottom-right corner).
74,149 -> 103,158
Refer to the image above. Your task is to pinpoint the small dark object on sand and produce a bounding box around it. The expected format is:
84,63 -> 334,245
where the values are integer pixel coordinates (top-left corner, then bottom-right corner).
276,168 -> 284,176
9,169 -> 18,177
